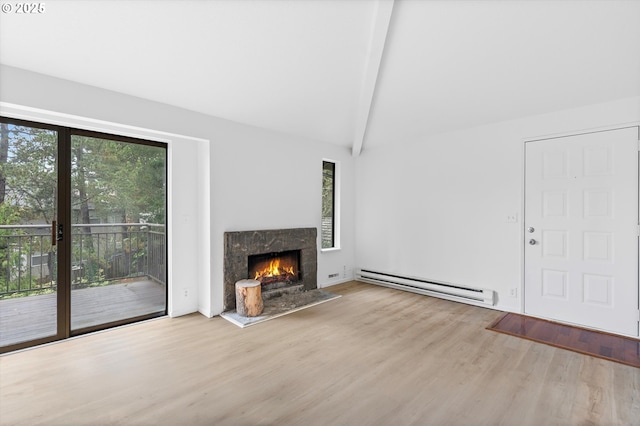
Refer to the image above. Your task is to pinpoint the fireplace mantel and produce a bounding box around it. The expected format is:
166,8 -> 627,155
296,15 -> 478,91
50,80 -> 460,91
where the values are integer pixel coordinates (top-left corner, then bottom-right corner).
223,228 -> 318,311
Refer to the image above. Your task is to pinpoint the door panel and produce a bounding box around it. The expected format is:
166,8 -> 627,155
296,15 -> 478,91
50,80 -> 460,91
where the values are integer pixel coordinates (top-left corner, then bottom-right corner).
0,121 -> 62,349
525,127 -> 639,336
70,133 -> 166,332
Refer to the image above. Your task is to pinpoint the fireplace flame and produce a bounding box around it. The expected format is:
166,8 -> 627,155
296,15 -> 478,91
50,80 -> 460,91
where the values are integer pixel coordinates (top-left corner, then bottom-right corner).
254,258 -> 295,281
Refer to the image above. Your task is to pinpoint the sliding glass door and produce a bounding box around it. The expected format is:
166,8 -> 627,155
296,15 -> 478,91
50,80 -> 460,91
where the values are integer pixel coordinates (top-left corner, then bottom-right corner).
70,132 -> 166,332
0,120 -> 63,348
0,118 -> 167,353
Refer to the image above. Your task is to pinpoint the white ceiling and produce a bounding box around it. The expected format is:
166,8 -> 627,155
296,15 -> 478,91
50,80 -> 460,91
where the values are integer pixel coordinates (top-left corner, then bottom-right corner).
1,0 -> 639,154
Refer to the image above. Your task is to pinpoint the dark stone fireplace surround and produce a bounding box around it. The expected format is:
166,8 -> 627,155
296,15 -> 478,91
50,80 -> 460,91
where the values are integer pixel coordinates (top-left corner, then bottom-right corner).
223,228 -> 318,311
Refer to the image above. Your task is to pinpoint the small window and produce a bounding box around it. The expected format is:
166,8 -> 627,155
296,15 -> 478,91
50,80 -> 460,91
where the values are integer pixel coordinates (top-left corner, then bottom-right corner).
322,160 -> 336,249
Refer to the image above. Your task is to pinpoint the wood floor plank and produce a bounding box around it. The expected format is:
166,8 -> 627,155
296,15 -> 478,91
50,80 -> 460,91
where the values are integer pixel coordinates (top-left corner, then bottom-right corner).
1,281 -> 638,425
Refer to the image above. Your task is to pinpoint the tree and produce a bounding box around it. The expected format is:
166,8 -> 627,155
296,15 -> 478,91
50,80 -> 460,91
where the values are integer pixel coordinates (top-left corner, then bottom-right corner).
1,125 -> 57,224
71,136 -> 165,225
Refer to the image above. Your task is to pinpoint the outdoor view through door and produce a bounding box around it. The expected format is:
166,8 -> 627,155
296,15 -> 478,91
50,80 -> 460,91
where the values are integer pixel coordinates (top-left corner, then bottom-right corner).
0,118 -> 167,353
70,133 -> 166,331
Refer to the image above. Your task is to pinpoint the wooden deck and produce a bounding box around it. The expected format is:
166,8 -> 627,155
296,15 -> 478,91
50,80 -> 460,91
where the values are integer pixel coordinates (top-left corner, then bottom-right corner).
0,279 -> 166,348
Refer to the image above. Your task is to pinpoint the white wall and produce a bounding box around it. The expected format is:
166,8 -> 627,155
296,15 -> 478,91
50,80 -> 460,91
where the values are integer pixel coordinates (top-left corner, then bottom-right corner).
207,117 -> 356,316
355,96 -> 640,312
0,65 -> 356,318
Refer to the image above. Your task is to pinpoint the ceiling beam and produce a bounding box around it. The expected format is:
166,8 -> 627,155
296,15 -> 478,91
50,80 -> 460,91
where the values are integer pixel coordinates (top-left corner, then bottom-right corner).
352,0 -> 394,157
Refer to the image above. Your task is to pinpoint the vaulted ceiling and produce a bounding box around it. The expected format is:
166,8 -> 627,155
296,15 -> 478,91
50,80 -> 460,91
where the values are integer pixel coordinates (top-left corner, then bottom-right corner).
1,0 -> 639,154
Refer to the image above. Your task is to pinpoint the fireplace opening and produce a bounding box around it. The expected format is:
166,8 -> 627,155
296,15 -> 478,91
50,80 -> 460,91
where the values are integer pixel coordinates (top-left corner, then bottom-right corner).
248,250 -> 301,288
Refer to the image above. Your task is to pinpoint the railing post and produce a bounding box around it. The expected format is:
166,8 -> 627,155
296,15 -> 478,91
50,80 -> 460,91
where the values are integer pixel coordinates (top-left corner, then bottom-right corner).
146,227 -> 150,278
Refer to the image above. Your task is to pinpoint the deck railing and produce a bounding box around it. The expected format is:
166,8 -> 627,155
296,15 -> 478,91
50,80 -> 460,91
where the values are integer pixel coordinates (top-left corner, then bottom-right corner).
0,223 -> 165,298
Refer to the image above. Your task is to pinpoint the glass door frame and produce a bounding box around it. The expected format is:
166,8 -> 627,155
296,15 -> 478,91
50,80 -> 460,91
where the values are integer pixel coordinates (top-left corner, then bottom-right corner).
0,117 -> 167,354
0,117 -> 70,353
68,127 -> 168,337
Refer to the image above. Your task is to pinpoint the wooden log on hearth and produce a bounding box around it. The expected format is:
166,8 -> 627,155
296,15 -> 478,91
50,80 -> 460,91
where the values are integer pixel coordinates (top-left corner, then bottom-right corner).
235,279 -> 264,317
258,275 -> 293,285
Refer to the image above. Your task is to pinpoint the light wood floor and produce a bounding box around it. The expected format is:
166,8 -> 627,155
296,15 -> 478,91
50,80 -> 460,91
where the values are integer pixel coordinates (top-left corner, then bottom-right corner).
1,281 -> 638,425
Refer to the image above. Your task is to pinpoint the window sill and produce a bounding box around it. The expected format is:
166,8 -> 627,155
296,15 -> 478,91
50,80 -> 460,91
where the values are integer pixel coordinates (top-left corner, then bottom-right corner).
321,247 -> 341,253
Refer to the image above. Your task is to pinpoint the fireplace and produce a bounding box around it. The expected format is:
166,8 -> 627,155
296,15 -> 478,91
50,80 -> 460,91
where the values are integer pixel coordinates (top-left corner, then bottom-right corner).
248,250 -> 301,287
223,228 -> 317,311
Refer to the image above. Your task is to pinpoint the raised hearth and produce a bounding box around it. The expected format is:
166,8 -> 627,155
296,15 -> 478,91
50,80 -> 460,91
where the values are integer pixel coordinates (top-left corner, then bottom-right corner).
223,228 -> 317,311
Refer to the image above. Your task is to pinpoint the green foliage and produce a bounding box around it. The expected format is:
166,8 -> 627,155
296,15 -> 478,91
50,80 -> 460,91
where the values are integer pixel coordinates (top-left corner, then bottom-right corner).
0,202 -> 22,225
1,125 -> 57,223
71,136 -> 166,224
0,125 -> 166,227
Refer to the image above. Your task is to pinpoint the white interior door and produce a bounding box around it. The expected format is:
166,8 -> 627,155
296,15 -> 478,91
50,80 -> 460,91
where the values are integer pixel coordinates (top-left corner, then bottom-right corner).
524,127 -> 639,337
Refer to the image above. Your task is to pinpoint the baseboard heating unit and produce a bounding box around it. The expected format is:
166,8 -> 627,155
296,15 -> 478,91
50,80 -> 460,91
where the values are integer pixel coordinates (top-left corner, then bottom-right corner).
356,269 -> 495,306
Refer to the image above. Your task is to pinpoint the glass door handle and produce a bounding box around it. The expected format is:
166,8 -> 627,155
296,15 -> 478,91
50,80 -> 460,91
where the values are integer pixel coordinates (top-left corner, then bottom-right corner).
52,222 -> 62,244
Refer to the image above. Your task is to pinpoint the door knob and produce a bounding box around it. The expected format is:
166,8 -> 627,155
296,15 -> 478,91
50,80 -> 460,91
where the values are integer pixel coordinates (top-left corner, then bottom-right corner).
529,239 -> 537,245
527,227 -> 535,233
